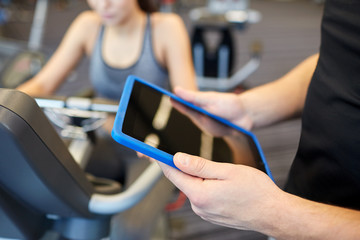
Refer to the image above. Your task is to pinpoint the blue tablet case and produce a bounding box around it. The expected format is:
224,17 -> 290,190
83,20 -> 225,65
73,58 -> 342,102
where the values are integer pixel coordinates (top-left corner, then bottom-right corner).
112,75 -> 273,180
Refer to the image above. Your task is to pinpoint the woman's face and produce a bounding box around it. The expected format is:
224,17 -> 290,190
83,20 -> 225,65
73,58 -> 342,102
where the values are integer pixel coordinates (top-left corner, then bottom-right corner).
87,0 -> 139,25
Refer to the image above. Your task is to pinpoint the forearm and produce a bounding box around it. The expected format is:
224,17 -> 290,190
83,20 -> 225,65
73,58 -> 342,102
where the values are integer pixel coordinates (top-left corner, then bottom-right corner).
260,192 -> 360,240
16,78 -> 48,96
18,13 -> 92,97
163,14 -> 198,91
16,63 -> 67,96
240,53 -> 319,128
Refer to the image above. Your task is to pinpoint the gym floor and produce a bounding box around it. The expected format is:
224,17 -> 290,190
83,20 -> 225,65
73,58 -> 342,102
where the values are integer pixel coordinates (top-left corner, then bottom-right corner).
0,0 -> 323,239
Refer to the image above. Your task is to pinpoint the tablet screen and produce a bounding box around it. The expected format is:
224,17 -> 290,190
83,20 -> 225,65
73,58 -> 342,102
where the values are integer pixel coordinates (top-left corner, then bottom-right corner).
122,81 -> 266,173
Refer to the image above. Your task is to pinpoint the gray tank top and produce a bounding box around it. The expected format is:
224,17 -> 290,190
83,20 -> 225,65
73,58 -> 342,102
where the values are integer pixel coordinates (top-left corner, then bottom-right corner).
89,15 -> 169,101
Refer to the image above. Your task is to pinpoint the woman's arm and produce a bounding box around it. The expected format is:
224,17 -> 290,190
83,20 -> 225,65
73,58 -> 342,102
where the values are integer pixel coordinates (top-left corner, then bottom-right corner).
155,13 -> 198,91
17,11 -> 100,96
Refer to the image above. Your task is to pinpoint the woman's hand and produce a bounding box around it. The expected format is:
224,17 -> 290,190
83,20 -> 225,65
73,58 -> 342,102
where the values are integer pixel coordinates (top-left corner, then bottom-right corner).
102,114 -> 116,134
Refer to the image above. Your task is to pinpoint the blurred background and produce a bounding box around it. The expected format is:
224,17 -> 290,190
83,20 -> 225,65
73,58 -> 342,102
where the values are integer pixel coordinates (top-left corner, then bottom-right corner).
0,0 -> 323,239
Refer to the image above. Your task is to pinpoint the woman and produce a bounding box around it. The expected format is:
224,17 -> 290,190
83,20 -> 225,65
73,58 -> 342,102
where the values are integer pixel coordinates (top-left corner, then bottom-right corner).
17,0 -> 197,183
17,0 -> 197,97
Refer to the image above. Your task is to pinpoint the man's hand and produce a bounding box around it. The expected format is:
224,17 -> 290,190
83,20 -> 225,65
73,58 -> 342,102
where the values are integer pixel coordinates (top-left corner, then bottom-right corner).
174,88 -> 253,130
158,152 -> 282,231
158,153 -> 360,240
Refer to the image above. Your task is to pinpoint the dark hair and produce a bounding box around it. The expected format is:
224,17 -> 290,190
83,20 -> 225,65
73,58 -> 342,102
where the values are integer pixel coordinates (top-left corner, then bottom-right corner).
138,0 -> 158,13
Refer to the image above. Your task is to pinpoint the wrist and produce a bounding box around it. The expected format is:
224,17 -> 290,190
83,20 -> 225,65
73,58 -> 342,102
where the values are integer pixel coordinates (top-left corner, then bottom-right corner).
237,91 -> 257,129
257,192 -> 337,240
246,190 -> 314,240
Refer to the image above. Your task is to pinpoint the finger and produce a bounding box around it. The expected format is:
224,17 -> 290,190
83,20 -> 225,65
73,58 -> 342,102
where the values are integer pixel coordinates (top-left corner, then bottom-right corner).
156,160 -> 204,196
174,87 -> 210,108
173,152 -> 230,180
136,151 -> 144,158
137,152 -> 156,162
174,87 -> 195,102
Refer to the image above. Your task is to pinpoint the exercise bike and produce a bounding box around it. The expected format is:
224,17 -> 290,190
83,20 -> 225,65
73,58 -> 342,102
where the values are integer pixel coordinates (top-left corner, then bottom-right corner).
189,0 -> 262,92
0,89 -> 174,240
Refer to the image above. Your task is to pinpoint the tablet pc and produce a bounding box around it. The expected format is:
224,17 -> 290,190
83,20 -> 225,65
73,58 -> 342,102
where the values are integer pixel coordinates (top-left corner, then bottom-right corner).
112,75 -> 273,180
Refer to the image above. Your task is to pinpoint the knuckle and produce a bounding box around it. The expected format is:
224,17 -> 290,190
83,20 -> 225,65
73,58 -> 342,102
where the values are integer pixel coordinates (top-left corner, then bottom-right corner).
161,167 -> 174,180
193,157 -> 207,174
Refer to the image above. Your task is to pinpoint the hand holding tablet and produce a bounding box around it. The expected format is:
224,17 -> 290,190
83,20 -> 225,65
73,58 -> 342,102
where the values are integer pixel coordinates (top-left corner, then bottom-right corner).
112,75 -> 273,180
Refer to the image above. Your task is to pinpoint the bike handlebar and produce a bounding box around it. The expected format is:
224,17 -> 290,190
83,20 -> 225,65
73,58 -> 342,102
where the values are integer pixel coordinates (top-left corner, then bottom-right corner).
35,96 -> 119,113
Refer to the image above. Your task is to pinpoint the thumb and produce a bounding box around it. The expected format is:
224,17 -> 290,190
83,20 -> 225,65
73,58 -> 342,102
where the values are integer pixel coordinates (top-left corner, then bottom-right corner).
173,152 -> 228,180
174,87 -> 208,107
174,87 -> 196,102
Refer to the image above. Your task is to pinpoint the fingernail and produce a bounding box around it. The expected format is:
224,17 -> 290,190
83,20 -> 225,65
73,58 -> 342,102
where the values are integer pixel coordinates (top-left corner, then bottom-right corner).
178,154 -> 189,166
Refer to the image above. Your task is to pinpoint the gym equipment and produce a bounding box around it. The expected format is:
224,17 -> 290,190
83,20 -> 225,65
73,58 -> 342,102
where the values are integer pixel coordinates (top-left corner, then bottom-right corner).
189,0 -> 262,91
0,88 -> 165,240
0,0 -> 49,89
34,95 -> 120,167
